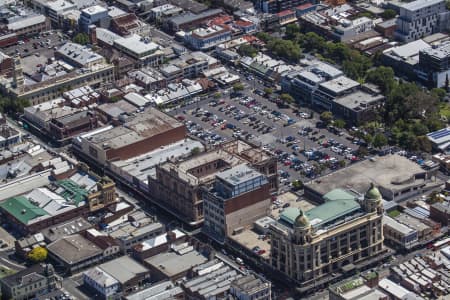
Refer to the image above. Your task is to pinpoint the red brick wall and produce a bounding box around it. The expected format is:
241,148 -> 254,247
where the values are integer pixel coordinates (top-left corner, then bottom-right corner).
106,125 -> 186,161
224,183 -> 270,214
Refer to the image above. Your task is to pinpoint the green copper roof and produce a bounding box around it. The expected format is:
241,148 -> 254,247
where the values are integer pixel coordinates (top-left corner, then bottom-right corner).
365,184 -> 382,201
323,189 -> 357,202
305,199 -> 361,228
57,179 -> 88,206
0,196 -> 48,225
280,207 -> 302,225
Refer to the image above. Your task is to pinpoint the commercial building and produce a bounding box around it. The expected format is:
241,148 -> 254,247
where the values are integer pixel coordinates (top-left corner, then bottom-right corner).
430,202 -> 450,225
149,4 -> 183,22
395,0 -> 448,42
332,17 -> 374,42
0,49 -> 114,105
79,5 -> 109,32
149,140 -> 277,225
383,216 -> 419,250
166,9 -> 223,32
329,273 -> 388,300
83,256 -> 150,298
0,264 -> 61,300
6,14 -> 50,37
270,184 -> 385,291
132,229 -> 187,261
144,243 -> 209,281
258,0 -> 305,13
113,34 -> 164,66
416,41 -> 450,88
203,164 -> 271,243
110,13 -> 150,36
185,25 -> 232,51
312,76 -> 360,111
72,107 -> 186,166
47,233 -> 115,274
229,274 -> 272,300
305,154 -> 437,202
109,220 -> 164,253
125,281 -> 183,300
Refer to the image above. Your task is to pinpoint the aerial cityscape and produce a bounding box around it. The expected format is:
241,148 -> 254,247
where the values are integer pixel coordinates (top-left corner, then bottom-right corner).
0,0 -> 449,299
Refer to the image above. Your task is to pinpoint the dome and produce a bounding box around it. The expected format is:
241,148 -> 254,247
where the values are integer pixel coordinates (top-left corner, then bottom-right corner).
294,211 -> 310,228
365,183 -> 382,201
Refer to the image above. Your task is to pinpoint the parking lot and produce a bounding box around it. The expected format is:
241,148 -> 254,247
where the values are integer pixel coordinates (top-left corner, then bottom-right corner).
168,74 -> 360,190
3,30 -> 68,58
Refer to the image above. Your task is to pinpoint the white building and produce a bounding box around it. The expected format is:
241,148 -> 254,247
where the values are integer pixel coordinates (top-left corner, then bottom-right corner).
395,0 -> 449,42
83,267 -> 120,299
333,17 -> 374,41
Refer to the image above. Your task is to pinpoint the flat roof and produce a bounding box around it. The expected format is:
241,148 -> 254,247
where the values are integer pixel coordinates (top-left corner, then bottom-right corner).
145,250 -> 208,277
99,256 -> 148,284
334,90 -> 384,110
305,154 -> 426,196
383,216 -> 416,235
81,5 -> 107,15
401,0 -> 443,11
86,108 -> 183,150
114,34 -> 160,55
319,76 -> 359,94
395,213 -> 430,231
216,164 -> 262,186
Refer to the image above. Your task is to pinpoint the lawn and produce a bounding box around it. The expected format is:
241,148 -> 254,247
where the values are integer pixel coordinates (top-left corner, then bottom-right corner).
388,209 -> 401,218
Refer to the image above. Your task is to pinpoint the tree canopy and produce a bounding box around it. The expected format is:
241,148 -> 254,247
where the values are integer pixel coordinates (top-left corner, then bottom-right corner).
72,33 -> 89,45
381,9 -> 397,19
27,246 -> 47,263
238,44 -> 258,58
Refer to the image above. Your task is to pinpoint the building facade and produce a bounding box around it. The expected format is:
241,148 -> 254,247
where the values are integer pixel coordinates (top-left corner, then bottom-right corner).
203,164 -> 271,243
395,0 -> 447,42
269,184 -> 385,288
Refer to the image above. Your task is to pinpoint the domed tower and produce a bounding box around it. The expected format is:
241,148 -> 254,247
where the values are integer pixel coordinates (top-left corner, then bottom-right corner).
294,210 -> 312,245
363,183 -> 383,214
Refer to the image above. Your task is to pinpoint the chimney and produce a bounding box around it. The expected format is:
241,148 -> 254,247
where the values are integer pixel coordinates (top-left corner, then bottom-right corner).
88,25 -> 97,45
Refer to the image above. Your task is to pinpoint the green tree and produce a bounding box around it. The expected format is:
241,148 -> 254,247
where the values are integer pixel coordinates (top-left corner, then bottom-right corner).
238,44 -> 258,58
334,119 -> 346,128
285,24 -> 301,39
190,147 -> 201,156
431,88 -> 446,101
320,111 -> 333,125
291,180 -> 304,191
27,246 -> 47,262
366,66 -> 395,94
372,133 -> 388,149
233,83 -> 244,93
381,9 -> 397,19
280,93 -> 294,104
72,33 -> 90,45
417,136 -> 432,152
338,160 -> 346,168
264,87 -> 273,96
214,92 -> 221,99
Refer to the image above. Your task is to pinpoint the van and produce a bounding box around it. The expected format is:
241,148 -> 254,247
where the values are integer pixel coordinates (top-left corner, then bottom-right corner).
236,257 -> 244,265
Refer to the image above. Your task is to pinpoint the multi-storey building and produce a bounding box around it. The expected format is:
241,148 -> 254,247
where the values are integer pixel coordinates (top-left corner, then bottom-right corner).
395,0 -> 448,42
184,25 -> 232,51
79,5 -> 109,33
269,184 -> 385,289
149,140 -> 277,226
416,41 -> 450,88
258,0 -> 306,13
332,17 -> 374,42
312,75 -> 360,111
203,164 -> 271,243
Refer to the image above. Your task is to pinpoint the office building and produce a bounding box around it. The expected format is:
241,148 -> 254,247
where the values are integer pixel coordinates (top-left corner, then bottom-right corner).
383,216 -> 419,250
79,5 -> 109,32
111,13 -> 150,36
312,76 -> 360,111
166,9 -> 223,32
258,0 -> 306,13
149,140 -> 277,226
332,17 -> 374,42
203,164 -> 271,243
395,0 -> 448,42
270,184 -> 385,290
416,41 -> 450,88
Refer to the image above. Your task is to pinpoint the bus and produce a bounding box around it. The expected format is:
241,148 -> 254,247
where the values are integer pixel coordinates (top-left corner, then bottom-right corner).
432,237 -> 450,250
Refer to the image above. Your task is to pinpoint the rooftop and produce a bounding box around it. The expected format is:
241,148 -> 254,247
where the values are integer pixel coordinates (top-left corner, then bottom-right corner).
41,217 -> 91,242
395,213 -> 430,232
216,164 -> 263,186
47,234 -> 102,265
305,154 -> 426,197
145,249 -> 208,277
81,5 -> 107,15
84,267 -> 119,287
85,108 -> 183,150
334,90 -> 384,110
383,215 -> 416,235
125,280 -> 183,300
169,9 -> 222,26
319,76 -> 359,94
98,256 -> 148,284
114,34 -> 160,56
57,42 -> 104,67
401,0 -> 443,11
